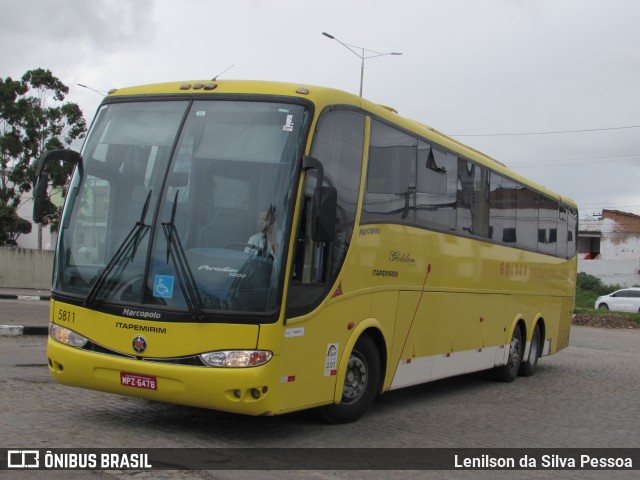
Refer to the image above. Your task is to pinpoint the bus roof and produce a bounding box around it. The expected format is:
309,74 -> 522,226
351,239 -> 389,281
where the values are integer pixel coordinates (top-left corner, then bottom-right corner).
107,80 -> 577,209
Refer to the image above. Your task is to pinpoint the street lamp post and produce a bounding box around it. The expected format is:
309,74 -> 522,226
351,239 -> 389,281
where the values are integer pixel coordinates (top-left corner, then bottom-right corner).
322,32 -> 402,97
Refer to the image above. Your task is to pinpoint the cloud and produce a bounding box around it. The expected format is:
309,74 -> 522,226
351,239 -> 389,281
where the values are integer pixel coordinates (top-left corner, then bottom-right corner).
2,0 -> 639,215
0,0 -> 154,76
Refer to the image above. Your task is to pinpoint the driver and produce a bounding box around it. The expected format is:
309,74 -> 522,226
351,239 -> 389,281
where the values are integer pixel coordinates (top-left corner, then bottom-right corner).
245,206 -> 278,260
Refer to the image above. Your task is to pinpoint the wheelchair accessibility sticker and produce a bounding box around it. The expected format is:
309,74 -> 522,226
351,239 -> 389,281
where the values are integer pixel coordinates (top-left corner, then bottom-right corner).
153,275 -> 174,299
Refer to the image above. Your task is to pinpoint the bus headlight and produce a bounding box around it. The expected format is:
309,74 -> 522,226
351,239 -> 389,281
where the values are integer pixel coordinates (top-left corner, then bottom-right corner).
49,323 -> 88,348
199,350 -> 272,368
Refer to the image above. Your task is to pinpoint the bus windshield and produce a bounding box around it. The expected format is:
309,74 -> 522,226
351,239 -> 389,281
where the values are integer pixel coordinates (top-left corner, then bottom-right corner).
56,99 -> 308,317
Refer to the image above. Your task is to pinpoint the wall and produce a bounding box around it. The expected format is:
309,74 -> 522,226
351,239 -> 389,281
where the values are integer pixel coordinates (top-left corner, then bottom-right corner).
0,247 -> 54,289
579,258 -> 640,287
577,211 -> 640,286
15,197 -> 56,250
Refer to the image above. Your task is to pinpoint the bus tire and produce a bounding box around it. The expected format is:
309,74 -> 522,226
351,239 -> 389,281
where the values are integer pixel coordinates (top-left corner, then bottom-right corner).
318,335 -> 381,424
519,324 -> 541,377
494,326 -> 523,383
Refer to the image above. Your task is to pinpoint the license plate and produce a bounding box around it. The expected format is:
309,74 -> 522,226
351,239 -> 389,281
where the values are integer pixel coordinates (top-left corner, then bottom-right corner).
120,372 -> 157,390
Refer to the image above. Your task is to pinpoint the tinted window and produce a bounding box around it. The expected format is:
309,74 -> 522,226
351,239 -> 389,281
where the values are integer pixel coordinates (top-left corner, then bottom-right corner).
359,117 -> 577,259
490,175 -> 517,243
538,196 -> 558,255
288,109 -> 365,312
517,186 -> 539,250
567,207 -> 578,258
362,120 -> 417,223
310,110 -> 365,276
415,143 -> 457,231
457,160 -> 490,237
557,205 -> 568,258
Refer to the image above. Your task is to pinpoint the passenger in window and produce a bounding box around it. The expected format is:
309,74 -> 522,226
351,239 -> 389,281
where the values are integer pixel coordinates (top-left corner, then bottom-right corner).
245,206 -> 279,260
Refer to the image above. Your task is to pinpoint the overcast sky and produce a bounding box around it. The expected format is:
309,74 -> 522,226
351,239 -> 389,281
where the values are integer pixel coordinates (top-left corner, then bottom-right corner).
2,0 -> 639,217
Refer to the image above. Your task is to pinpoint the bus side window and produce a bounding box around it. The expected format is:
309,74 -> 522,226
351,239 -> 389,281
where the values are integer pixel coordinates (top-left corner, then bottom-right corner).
489,175 -> 517,243
557,205 -> 568,258
415,144 -> 457,231
567,207 -> 578,258
456,160 -> 490,238
517,186 -> 539,251
287,109 -> 365,314
362,120 -> 417,224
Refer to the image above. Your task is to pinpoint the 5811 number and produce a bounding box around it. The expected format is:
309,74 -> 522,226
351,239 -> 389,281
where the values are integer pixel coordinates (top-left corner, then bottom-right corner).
57,309 -> 76,323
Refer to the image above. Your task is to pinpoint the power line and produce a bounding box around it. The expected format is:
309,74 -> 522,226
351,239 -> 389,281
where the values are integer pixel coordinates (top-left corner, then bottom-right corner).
580,201 -> 640,209
511,157 -> 640,168
507,153 -> 640,168
452,125 -> 640,137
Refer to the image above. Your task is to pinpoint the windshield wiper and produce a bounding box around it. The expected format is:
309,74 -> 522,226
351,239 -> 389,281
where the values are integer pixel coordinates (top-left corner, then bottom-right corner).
85,190 -> 152,306
162,191 -> 204,320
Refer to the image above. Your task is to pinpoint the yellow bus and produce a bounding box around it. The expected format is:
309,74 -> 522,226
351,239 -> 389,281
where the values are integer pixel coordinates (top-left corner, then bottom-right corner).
35,80 -> 577,423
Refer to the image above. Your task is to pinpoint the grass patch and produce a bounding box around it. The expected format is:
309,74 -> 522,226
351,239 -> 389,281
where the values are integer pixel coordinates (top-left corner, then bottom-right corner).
575,288 -> 600,310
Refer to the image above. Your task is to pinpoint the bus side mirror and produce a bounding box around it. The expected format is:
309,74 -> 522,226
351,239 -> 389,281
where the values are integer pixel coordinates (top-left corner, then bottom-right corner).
33,172 -> 51,223
33,149 -> 82,223
311,186 -> 337,243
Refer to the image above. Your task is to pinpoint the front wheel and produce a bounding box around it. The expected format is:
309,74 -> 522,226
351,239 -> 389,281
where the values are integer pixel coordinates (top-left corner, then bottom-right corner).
318,335 -> 381,424
494,326 -> 523,382
598,303 -> 609,310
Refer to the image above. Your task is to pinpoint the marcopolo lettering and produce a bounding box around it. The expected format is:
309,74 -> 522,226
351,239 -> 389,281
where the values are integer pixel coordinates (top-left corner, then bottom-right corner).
122,308 -> 162,320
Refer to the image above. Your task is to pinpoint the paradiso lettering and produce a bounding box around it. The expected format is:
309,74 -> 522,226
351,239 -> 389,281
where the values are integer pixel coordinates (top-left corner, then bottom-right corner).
198,264 -> 246,278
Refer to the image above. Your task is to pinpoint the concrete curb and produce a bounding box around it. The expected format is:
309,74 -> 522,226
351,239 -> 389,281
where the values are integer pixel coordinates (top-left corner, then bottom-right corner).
0,293 -> 51,301
0,325 -> 49,336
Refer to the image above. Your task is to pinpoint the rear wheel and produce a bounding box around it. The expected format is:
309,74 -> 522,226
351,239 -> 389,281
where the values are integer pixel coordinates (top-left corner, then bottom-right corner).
519,324 -> 541,377
318,335 -> 381,424
495,326 -> 523,382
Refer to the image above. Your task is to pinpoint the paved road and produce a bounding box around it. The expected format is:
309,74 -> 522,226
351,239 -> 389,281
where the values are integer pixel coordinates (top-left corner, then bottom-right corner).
0,301 -> 638,479
0,298 -> 50,329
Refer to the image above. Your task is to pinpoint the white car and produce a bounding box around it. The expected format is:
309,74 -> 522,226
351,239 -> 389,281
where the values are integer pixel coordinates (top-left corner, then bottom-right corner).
595,288 -> 640,313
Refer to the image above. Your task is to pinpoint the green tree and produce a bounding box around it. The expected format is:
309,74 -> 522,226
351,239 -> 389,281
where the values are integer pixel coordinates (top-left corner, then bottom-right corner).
576,272 -> 606,294
0,199 -> 31,245
0,68 -> 87,248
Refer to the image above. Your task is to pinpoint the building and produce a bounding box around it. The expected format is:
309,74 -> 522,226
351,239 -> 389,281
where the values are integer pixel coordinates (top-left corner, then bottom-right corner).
15,194 -> 56,250
578,209 -> 640,286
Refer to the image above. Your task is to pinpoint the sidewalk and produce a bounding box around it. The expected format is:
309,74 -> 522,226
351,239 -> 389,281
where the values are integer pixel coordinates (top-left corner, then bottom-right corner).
0,287 -> 51,336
